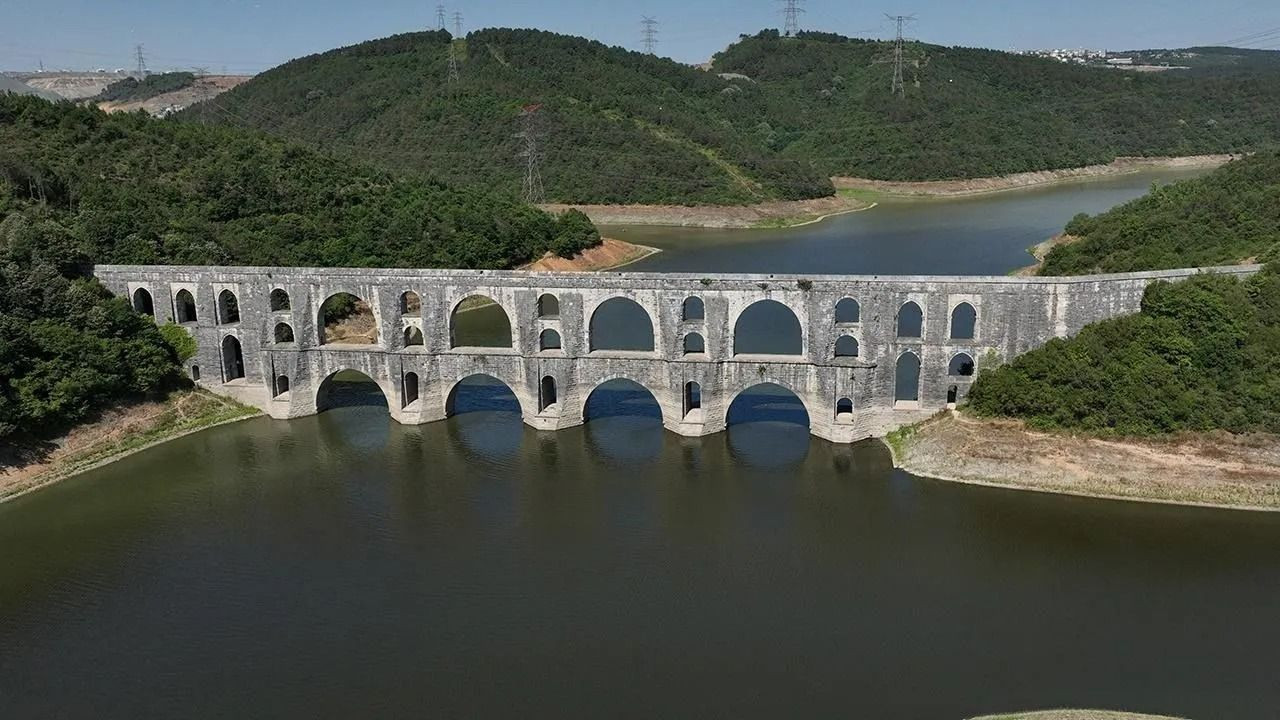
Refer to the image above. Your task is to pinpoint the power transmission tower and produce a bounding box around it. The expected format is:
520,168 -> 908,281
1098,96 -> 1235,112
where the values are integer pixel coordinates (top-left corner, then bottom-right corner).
193,66 -> 213,122
780,0 -> 804,37
134,44 -> 148,79
515,104 -> 546,204
446,11 -> 463,86
874,14 -> 915,97
641,16 -> 659,54
453,11 -> 464,38
435,4 -> 447,30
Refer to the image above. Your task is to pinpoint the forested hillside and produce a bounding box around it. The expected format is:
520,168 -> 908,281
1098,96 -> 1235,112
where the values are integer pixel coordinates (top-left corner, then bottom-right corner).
93,72 -> 196,103
968,268 -> 1280,435
187,29 -> 832,205
710,32 -> 1280,181
0,95 -> 597,441
1039,150 -> 1280,275
190,28 -> 1280,203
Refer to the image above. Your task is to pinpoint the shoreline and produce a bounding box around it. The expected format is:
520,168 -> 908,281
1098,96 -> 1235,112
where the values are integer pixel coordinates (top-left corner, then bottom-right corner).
541,193 -> 876,229
884,413 -> 1280,513
834,155 -> 1234,198
0,391 -> 261,506
519,236 -> 662,272
542,154 -> 1230,229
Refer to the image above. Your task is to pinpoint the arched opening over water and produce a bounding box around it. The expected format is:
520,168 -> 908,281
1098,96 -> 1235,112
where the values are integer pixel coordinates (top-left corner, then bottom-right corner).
733,300 -> 802,356
726,382 -> 810,428
895,351 -> 921,403
270,288 -> 291,312
450,296 -> 513,348
682,296 -> 704,321
540,329 -> 562,351
683,332 -> 705,355
316,369 -> 390,414
220,335 -> 244,383
274,322 -> 295,344
950,302 -> 977,340
132,288 -> 154,317
174,289 -> 197,324
445,374 -> 522,417
403,372 -> 420,407
274,375 -> 290,398
949,352 -> 975,377
897,301 -> 923,338
835,297 -> 860,324
584,378 -> 662,422
400,291 -> 421,315
320,293 -> 378,346
404,327 -> 424,347
589,298 -> 654,352
539,376 -> 557,411
537,293 -> 560,318
835,335 -> 859,358
217,289 -> 240,324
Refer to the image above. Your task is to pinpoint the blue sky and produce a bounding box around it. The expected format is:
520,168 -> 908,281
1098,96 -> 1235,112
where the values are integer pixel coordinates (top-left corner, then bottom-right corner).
4,0 -> 1280,72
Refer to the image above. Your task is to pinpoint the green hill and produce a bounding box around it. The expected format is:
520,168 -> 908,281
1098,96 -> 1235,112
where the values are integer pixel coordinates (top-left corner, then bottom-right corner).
710,31 -> 1280,181
0,94 -> 597,269
0,94 -> 598,440
189,29 -> 1280,204
1040,150 -> 1280,275
186,29 -> 832,206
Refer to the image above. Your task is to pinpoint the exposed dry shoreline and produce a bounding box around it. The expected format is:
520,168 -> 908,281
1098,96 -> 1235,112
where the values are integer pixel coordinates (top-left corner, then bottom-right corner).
520,236 -> 661,271
970,712 -> 1186,720
1012,233 -> 1081,276
541,193 -> 875,229
1,391 -> 260,505
887,413 -> 1280,511
834,155 -> 1234,198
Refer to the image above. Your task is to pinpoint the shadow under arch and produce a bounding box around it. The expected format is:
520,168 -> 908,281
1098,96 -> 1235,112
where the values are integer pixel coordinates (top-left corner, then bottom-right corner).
445,373 -> 523,417
582,378 -> 664,465
724,382 -> 812,469
733,299 -> 803,355
316,369 -> 391,414
314,369 -> 392,452
443,373 -> 525,459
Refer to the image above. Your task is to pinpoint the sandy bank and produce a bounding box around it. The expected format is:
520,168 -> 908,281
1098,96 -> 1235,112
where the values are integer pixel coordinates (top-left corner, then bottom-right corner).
520,237 -> 660,271
888,413 -> 1280,511
835,155 -> 1235,198
1,391 -> 260,505
967,707 -> 1187,712
1012,233 -> 1082,276
541,193 -> 874,229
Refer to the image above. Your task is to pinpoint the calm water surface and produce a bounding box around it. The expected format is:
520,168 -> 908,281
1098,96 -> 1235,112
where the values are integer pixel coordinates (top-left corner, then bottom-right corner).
4,170 -> 1279,719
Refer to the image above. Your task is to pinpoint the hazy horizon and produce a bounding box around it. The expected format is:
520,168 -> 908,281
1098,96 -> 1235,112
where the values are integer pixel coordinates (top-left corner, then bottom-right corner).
3,0 -> 1279,74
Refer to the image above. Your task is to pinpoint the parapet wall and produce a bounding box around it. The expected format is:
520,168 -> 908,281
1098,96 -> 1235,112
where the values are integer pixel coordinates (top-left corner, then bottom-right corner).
93,264 -> 1260,443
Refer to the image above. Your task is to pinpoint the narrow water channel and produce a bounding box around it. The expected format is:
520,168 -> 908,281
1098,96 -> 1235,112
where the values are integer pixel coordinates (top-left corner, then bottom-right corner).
3,169 -> 1277,719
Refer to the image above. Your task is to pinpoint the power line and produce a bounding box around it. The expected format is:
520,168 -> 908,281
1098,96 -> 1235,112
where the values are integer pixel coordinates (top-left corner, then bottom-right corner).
780,0 -> 805,37
515,104 -> 546,204
641,16 -> 659,55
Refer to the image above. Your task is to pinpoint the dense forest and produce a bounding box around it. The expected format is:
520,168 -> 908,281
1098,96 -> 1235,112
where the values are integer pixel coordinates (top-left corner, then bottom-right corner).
185,29 -> 832,206
1040,150 -> 1280,275
0,94 -> 599,442
967,268 -> 1280,435
94,72 -> 195,103
710,32 -> 1280,181
191,28 -> 1280,203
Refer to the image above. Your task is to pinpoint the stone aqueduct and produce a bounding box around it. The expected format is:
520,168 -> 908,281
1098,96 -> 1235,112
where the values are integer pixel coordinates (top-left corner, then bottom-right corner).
95,264 -> 1257,444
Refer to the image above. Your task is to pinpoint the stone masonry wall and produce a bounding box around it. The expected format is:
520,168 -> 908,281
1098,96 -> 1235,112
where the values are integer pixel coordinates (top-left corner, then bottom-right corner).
93,264 -> 1260,443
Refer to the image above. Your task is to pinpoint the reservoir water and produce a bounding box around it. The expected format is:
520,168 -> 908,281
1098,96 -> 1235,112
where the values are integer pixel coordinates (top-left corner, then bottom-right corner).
3,169 -> 1278,719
